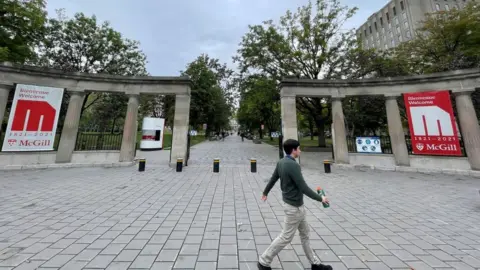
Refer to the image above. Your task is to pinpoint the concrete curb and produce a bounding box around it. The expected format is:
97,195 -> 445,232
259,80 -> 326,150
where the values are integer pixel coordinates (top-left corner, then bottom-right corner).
0,162 -> 135,171
333,163 -> 480,178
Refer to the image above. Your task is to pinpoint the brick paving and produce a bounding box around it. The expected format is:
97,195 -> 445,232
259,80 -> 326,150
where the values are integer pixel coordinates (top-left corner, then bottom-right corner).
1,135 -> 480,269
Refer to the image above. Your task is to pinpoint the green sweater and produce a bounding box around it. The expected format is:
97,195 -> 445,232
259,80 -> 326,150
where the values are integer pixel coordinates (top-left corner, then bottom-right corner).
263,156 -> 323,207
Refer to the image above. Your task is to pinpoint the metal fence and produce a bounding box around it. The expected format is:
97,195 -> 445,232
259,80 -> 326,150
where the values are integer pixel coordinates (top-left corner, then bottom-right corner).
75,132 -> 123,151
346,136 -> 393,154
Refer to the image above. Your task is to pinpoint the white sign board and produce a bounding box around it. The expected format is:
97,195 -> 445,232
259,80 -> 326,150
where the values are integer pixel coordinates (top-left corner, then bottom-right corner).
355,137 -> 382,153
271,132 -> 280,138
2,84 -> 64,151
190,130 -> 198,136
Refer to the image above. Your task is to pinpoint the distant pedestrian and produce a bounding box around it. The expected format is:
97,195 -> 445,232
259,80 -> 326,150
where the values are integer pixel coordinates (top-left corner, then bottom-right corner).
257,139 -> 332,270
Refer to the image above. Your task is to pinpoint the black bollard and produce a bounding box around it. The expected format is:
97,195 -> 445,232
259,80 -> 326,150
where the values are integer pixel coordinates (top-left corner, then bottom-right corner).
176,158 -> 183,172
251,158 -> 257,173
138,159 -> 146,172
323,160 -> 331,174
213,158 -> 220,173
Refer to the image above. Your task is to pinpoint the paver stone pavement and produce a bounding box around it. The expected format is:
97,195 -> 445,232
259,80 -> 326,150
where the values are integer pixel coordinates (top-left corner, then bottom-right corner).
1,135 -> 480,269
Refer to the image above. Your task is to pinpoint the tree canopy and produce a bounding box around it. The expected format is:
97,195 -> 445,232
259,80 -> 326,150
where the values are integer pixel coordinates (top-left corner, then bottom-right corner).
0,0 -> 47,63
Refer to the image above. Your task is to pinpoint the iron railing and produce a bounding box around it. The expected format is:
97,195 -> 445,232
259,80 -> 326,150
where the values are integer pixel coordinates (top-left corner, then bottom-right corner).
75,132 -> 123,151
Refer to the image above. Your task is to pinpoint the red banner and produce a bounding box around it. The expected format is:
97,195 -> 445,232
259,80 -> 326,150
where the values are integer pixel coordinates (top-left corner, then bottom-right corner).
404,91 -> 462,156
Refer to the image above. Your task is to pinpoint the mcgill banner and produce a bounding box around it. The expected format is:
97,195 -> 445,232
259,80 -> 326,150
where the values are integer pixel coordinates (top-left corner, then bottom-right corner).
2,84 -> 64,151
404,90 -> 462,156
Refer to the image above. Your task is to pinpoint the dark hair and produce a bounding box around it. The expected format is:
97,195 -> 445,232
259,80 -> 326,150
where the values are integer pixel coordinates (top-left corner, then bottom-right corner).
283,139 -> 300,155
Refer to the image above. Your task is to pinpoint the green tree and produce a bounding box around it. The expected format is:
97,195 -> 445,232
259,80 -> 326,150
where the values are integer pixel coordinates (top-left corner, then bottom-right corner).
179,54 -> 234,135
237,75 -> 280,139
235,0 -> 358,146
0,0 -> 47,63
36,10 -> 148,130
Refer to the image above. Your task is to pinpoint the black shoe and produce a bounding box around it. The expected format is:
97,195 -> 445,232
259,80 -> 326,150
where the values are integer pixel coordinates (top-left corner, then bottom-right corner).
257,262 -> 272,270
312,264 -> 333,270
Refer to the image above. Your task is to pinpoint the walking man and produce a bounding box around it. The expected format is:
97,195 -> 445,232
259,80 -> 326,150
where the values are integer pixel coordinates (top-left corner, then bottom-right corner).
258,139 -> 332,270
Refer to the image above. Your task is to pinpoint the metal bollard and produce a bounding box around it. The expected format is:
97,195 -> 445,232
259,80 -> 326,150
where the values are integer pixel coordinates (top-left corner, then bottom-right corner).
213,158 -> 220,173
138,159 -> 146,172
176,158 -> 183,172
251,158 -> 257,173
323,160 -> 331,174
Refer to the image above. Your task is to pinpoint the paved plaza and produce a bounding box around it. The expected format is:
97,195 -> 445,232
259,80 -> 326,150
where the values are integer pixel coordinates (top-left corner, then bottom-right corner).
1,136 -> 480,270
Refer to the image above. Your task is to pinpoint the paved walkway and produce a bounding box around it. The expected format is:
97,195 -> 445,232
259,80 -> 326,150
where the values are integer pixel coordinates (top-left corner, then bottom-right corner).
1,136 -> 480,270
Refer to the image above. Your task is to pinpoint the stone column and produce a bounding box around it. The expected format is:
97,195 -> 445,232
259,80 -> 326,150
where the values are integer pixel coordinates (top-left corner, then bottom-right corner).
385,95 -> 410,166
170,94 -> 191,166
119,94 -> 140,162
280,95 -> 298,141
332,97 -> 349,164
56,91 -> 85,163
0,84 -> 12,134
455,90 -> 480,170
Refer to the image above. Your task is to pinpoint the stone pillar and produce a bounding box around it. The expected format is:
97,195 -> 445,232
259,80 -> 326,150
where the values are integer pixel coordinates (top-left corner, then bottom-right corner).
119,94 -> 140,162
331,97 -> 349,164
170,94 -> 191,166
455,90 -> 480,170
280,95 -> 298,141
56,91 -> 85,163
0,84 -> 12,134
385,95 -> 410,166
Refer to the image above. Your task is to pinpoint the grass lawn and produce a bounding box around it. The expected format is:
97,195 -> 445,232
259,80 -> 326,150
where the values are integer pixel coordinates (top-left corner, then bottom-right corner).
262,136 -> 332,147
142,133 -> 206,150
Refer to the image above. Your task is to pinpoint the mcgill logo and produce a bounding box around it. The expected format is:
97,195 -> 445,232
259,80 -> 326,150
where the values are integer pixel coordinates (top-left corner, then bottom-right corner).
11,100 -> 56,132
410,106 -> 453,136
19,140 -> 51,147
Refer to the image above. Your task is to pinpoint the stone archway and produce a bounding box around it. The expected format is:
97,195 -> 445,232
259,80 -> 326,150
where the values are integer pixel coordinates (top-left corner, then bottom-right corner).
280,69 -> 480,171
0,63 -> 191,168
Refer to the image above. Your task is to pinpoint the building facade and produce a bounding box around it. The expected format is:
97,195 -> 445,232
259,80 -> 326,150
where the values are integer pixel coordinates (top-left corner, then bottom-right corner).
357,0 -> 475,50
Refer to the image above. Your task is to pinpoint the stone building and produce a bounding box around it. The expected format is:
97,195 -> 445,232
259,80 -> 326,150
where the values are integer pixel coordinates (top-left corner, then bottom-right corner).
356,0 -> 477,50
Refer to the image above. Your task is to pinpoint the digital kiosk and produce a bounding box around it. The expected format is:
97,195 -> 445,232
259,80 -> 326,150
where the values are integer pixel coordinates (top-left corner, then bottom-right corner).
140,117 -> 165,151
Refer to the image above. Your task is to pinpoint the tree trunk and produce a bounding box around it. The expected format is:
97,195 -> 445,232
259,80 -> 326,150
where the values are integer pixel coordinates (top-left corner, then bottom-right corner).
308,117 -> 314,140
316,120 -> 326,147
259,128 -> 263,139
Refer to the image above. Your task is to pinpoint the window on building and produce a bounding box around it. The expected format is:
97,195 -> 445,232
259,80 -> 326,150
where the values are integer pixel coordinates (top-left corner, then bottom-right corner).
445,4 -> 450,11
399,35 -> 403,42
400,1 -> 405,10
369,25 -> 372,33
391,39 -> 395,46
396,26 -> 400,34
406,30 -> 411,38
395,17 -> 399,25
436,3 -> 441,11
380,17 -> 383,26
402,12 -> 407,20
364,29 -> 367,36
386,12 -> 390,22
374,21 -> 378,30
385,44 -> 389,50
393,6 -> 397,16
376,32 -> 379,38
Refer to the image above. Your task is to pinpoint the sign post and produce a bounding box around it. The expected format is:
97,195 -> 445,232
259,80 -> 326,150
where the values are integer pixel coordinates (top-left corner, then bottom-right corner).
2,84 -> 64,151
403,91 -> 461,156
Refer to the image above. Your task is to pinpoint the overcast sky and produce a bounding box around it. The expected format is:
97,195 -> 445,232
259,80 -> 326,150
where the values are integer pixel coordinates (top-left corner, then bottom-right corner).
45,0 -> 387,76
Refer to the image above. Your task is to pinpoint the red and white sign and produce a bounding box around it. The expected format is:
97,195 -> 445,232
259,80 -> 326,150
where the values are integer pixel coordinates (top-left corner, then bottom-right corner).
404,90 -> 461,156
2,84 -> 64,151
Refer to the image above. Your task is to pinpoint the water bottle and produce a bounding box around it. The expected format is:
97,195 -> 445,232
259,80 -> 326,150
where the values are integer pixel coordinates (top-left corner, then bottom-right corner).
316,187 -> 330,208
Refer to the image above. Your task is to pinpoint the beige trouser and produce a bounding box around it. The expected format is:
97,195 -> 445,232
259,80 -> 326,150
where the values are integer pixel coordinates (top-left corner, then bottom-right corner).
259,202 -> 321,267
